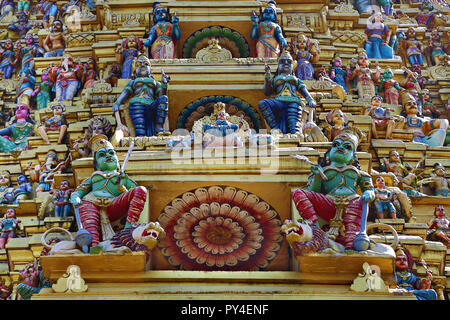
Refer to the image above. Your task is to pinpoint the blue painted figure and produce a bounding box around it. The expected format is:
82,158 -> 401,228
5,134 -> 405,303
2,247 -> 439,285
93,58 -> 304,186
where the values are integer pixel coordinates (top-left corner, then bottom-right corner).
294,34 -> 320,81
19,36 -> 45,75
402,27 -> 424,66
12,174 -> 33,204
378,0 -> 394,16
38,0 -> 59,28
113,55 -> 170,137
250,1 -> 286,58
8,12 -> 32,39
330,55 -> 348,93
258,50 -> 316,134
0,39 -> 19,79
51,180 -> 73,218
116,36 -> 142,79
373,176 -> 396,219
364,12 -> 393,59
144,2 -> 180,59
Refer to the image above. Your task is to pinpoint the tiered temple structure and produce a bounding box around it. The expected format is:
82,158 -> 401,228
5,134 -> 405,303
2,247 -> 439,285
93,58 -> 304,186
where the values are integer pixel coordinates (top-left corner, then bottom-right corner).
0,0 -> 449,300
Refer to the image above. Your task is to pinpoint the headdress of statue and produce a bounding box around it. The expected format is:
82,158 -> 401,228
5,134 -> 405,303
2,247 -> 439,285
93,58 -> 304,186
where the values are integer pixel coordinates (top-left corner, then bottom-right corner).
88,134 -> 114,154
131,54 -> 152,78
333,126 -> 365,150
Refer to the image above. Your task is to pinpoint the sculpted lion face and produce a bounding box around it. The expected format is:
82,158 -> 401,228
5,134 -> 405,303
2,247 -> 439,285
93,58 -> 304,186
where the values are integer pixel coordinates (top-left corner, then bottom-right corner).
132,222 -> 165,250
281,219 -> 312,246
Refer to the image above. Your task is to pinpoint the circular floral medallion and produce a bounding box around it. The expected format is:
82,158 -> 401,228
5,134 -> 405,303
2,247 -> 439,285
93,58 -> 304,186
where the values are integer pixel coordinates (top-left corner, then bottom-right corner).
158,186 -> 283,271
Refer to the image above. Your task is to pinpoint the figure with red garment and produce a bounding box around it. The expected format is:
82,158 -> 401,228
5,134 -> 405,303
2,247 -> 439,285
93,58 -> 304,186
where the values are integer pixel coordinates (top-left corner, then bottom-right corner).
70,135 -> 147,248
48,54 -> 83,101
364,95 -> 395,139
292,127 -> 375,251
377,68 -> 402,105
427,205 -> 450,247
0,208 -> 20,249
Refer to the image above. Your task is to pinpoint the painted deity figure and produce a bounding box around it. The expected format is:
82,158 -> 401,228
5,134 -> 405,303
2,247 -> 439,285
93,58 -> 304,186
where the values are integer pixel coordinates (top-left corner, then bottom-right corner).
330,55 -> 348,93
0,104 -> 34,153
0,170 -> 13,204
294,34 -> 320,81
12,174 -> 32,203
292,127 -> 375,250
258,50 -> 316,135
378,68 -> 402,105
115,36 -> 142,80
380,150 -> 424,197
37,103 -> 67,144
0,39 -> 19,79
70,135 -> 148,248
421,89 -> 441,119
19,36 -> 45,75
321,109 -> 348,142
16,66 -> 36,106
395,247 -> 437,300
0,208 -> 20,248
401,98 -> 448,147
16,262 -> 50,300
427,206 -> 450,247
419,163 -> 450,197
38,0 -> 59,28
81,57 -> 98,89
378,0 -> 394,16
347,52 -> 381,101
112,55 -> 170,137
73,115 -> 112,158
0,0 -> 14,20
43,20 -> 65,58
250,1 -> 287,58
48,54 -> 83,101
32,71 -> 53,110
17,0 -> 30,14
427,29 -> 448,66
364,12 -> 393,59
50,179 -> 73,218
202,104 -> 244,148
400,67 -> 423,112
402,27 -> 424,66
144,2 -> 180,59
8,12 -> 32,39
373,176 -> 396,219
32,150 -> 68,197
364,95 -> 395,139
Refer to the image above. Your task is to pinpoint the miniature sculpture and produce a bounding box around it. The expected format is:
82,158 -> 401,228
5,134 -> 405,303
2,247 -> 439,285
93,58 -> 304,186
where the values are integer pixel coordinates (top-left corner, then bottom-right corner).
16,66 -> 36,105
292,127 -> 375,250
38,0 -> 59,28
415,0 -> 447,30
427,205 -> 450,247
116,35 -> 142,79
16,262 -> 51,300
48,54 -> 83,101
378,0 -> 394,16
293,34 -> 320,81
330,55 -> 348,93
250,1 -> 287,58
380,150 -> 425,197
104,63 -> 121,87
0,0 -> 14,21
8,12 -> 32,39
37,103 -> 68,144
52,265 -> 88,293
418,162 -> 450,197
364,12 -> 393,59
12,173 -> 33,203
73,115 -> 113,158
377,69 -> 402,105
421,89 -> 441,119
19,36 -> 45,74
347,51 -> 380,101
400,67 -> 424,111
0,280 -> 11,300
50,179 -> 73,218
364,95 -> 395,139
350,261 -> 389,292
0,208 -> 20,248
401,27 -> 424,67
81,57 -> 98,89
43,19 -> 65,58
32,71 -> 53,110
321,109 -> 348,142
112,55 -> 170,137
17,0 -> 30,15
395,247 -> 437,300
258,50 -> 316,135
70,135 -> 148,248
373,176 -> 397,219
32,150 -> 69,197
0,104 -> 34,153
0,39 -> 19,79
427,28 -> 448,66
0,170 -> 13,204
401,98 -> 448,147
144,2 -> 180,59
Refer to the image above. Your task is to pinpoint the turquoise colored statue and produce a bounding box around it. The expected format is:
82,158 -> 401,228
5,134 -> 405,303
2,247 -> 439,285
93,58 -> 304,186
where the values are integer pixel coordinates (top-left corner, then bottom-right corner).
0,104 -> 34,153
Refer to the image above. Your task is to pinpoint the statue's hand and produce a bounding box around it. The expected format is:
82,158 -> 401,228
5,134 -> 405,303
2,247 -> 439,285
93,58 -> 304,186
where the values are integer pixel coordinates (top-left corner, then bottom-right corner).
307,99 -> 316,108
251,11 -> 259,24
112,103 -> 120,112
361,190 -> 375,202
264,64 -> 271,75
116,123 -> 130,136
171,12 -> 179,24
71,196 -> 82,206
310,164 -> 321,177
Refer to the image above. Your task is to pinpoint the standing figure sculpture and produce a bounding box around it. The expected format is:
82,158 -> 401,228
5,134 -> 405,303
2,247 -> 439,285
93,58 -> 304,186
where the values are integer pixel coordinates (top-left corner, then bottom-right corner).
38,0 -> 60,28
364,95 -> 395,139
32,71 -> 53,110
50,179 -> 73,218
427,29 -> 448,66
0,104 -> 34,153
144,2 -> 180,59
19,36 -> 45,75
116,35 -> 142,80
0,39 -> 19,79
258,50 -> 316,135
330,55 -> 348,93
70,135 -> 148,248
347,52 -> 381,101
112,55 -> 170,137
250,1 -> 286,58
294,34 -> 320,81
0,208 -> 20,248
72,115 -> 112,158
364,12 -> 393,59
421,89 -> 441,119
378,68 -> 402,105
378,0 -> 394,16
401,27 -> 424,67
292,127 -> 375,250
81,57 -> 98,89
373,176 -> 397,219
43,19 -> 65,58
16,66 -> 36,106
427,206 -> 450,247
48,54 -> 83,101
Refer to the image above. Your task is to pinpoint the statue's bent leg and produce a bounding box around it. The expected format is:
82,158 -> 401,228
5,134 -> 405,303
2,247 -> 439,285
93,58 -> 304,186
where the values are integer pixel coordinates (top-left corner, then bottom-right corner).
129,103 -> 147,136
286,103 -> 302,134
258,99 -> 279,132
154,95 -> 169,135
342,197 -> 363,249
421,129 -> 446,147
78,201 -> 101,247
106,186 -> 147,225
292,189 -> 336,223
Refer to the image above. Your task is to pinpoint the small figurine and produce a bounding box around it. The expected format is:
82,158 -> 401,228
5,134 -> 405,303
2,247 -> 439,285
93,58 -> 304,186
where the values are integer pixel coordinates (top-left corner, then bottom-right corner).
321,109 -> 349,141
32,71 -> 53,110
293,34 -> 320,81
115,35 -> 142,79
0,104 -> 34,153
378,0 -> 394,16
19,36 -> 45,74
0,280 -> 11,300
43,19 -> 65,58
395,247 -> 437,300
70,135 -> 148,248
32,150 -> 69,197
373,176 -> 397,219
16,66 -> 36,105
0,170 -> 13,204
400,67 -> 423,111
0,0 -> 14,21
112,55 -> 170,137
38,0 -> 60,29
427,29 -> 448,66
258,50 -> 316,135
427,205 -> 450,247
144,2 -> 180,59
48,54 -> 83,101
50,179 -> 73,218
421,89 -> 441,119
16,261 -> 51,300
364,12 -> 394,59
377,68 -> 402,105
250,1 -> 287,58
292,127 -> 375,250
330,55 -> 348,93
364,95 -> 395,139
104,63 -> 121,87
12,173 -> 33,203
37,103 -> 68,144
17,0 -> 30,15
8,12 -> 32,39
418,163 -> 450,197
0,208 -> 20,248
0,39 -> 19,79
81,57 -> 98,89
347,51 -> 381,101
72,115 -> 113,158
400,27 -> 424,66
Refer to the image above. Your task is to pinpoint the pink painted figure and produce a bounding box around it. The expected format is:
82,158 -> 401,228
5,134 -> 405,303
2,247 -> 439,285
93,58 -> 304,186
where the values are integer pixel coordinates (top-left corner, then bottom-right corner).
0,208 -> 20,249
427,205 -> 450,247
378,68 -> 402,105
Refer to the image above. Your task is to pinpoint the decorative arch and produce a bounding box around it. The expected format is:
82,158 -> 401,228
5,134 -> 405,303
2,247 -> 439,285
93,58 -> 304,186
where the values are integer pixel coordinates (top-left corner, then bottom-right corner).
157,185 -> 283,271
176,95 -> 262,131
182,25 -> 250,58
